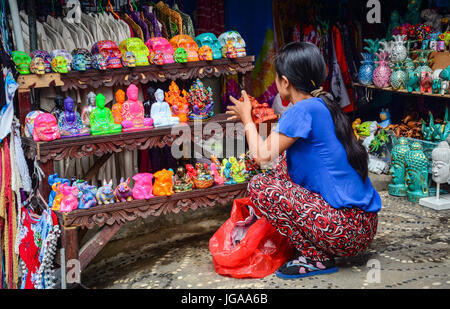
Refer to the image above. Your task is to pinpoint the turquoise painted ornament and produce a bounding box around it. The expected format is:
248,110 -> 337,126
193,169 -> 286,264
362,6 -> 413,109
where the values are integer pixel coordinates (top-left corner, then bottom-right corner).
388,137 -> 410,197
358,53 -> 375,85
405,142 -> 429,203
390,62 -> 407,90
406,71 -> 420,92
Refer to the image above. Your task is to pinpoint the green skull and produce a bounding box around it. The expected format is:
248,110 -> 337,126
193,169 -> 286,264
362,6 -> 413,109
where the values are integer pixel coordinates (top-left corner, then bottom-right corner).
174,47 -> 188,63
51,56 -> 68,73
12,51 -> 32,75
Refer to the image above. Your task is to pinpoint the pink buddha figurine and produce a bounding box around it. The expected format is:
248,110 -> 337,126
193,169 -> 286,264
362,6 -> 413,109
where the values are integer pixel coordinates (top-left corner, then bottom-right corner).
121,84 -> 154,132
112,89 -> 125,124
33,113 -> 61,142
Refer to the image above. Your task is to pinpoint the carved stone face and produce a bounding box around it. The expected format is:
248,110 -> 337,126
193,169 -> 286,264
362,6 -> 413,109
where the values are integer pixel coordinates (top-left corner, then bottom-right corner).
12,51 -> 31,74
170,35 -> 199,62
432,160 -> 450,184
92,40 -> 122,69
174,47 -> 188,63
195,33 -> 222,60
218,31 -> 246,58
119,38 -> 149,66
51,56 -> 68,73
72,54 -> 87,71
146,37 -> 175,64
30,56 -> 46,75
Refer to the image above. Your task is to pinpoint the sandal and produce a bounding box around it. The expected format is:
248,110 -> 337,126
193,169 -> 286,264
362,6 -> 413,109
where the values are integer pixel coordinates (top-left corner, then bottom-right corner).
276,256 -> 338,279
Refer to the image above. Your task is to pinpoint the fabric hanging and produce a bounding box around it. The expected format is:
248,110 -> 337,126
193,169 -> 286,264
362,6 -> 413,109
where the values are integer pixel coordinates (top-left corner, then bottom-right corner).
195,0 -> 225,37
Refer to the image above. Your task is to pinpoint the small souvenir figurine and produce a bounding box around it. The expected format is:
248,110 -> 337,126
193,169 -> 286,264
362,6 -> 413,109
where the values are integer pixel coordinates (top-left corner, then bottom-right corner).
30,56 -> 46,75
51,56 -> 69,73
48,174 -> 70,207
60,184 -> 80,213
112,89 -> 125,124
119,38 -> 150,66
186,79 -> 214,121
96,180 -> 115,205
77,182 -> 97,209
198,45 -> 213,61
241,94 -> 278,134
406,71 -> 420,92
218,31 -> 247,58
143,86 -> 156,118
121,84 -> 154,131
91,54 -> 108,70
50,49 -> 72,71
151,88 -> 180,127
195,33 -> 223,60
358,53 -> 375,85
51,183 -> 64,211
222,159 -> 237,185
372,52 -> 392,88
132,173 -> 154,200
405,142 -> 429,203
33,113 -> 61,142
432,79 -> 442,94
92,40 -> 123,69
174,47 -> 188,63
81,91 -> 96,127
165,81 -> 189,122
58,97 -> 90,138
185,164 -> 197,180
114,177 -> 133,202
389,137 -> 410,197
192,163 -> 214,189
122,51 -> 137,67
71,53 -> 87,71
379,108 -> 391,128
390,62 -> 407,90
229,156 -> 246,183
71,48 -> 93,70
145,37 -> 175,64
441,81 -> 449,96
210,163 -> 224,185
53,95 -> 65,120
420,71 -> 432,93
173,167 -> 194,193
12,51 -> 31,74
24,110 -> 45,138
170,35 -> 199,62
153,169 -> 175,196
89,93 -> 122,136
31,50 -> 52,72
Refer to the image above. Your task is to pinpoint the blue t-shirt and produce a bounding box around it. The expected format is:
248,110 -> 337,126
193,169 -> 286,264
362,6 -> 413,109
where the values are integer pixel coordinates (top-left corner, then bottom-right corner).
274,97 -> 381,214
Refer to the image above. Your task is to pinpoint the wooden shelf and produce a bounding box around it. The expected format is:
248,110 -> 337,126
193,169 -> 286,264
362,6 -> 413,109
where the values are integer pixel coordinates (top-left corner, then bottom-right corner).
22,113 -> 243,163
17,56 -> 255,92
59,182 -> 249,229
352,82 -> 450,99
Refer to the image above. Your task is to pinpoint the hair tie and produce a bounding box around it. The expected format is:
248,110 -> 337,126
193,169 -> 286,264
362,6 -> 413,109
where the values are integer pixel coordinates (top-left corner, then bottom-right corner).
311,87 -> 324,98
310,80 -> 316,87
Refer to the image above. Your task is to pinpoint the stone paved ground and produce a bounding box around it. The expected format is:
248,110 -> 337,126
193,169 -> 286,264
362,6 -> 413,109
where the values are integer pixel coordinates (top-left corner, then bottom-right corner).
81,192 -> 450,289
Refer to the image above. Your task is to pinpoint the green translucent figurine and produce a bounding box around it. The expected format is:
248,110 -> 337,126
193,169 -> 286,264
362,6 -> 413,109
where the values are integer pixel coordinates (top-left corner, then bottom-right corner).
229,156 -> 246,183
388,138 -> 410,197
89,93 -> 122,136
405,142 -> 429,203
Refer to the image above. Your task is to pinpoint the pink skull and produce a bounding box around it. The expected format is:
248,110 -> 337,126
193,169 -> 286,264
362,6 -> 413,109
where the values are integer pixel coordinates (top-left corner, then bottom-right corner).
146,37 -> 175,64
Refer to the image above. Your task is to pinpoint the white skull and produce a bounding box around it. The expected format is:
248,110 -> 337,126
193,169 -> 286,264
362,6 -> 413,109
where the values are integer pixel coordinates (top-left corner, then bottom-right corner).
218,31 -> 246,58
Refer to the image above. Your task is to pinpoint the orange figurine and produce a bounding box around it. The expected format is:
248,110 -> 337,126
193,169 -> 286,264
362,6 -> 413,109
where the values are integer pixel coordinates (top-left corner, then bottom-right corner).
51,182 -> 63,211
240,94 -> 279,136
153,169 -> 175,196
165,81 -> 189,122
112,89 -> 125,124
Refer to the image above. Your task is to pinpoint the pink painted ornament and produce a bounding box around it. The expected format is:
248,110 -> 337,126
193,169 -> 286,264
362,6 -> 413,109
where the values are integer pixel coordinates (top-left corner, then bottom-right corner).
33,113 -> 61,142
132,173 -> 154,200
372,52 -> 392,88
60,184 -> 80,213
145,37 -> 175,64
210,163 -> 224,185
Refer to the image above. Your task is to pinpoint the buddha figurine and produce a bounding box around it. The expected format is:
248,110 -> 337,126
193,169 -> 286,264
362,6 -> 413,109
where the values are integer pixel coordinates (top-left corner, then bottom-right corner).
143,86 -> 156,119
388,138 -> 410,197
150,88 -> 180,128
58,96 -> 90,138
33,113 -> 61,142
173,167 -> 194,193
405,142 -> 429,203
53,95 -> 65,120
121,84 -> 154,132
112,89 -> 125,124
81,91 -> 97,127
165,81 -> 189,123
89,93 -> 122,136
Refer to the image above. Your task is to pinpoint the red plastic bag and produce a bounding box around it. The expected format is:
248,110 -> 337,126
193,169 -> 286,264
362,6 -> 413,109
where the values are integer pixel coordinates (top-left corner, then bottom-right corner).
209,198 -> 294,279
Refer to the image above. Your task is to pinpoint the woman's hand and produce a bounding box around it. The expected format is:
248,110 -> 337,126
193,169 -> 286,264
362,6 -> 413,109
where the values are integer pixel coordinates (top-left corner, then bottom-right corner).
227,90 -> 253,125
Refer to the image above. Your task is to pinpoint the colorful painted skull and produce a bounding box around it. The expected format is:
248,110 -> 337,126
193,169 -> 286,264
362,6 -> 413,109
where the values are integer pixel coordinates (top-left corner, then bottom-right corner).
174,47 -> 188,63
31,50 -> 52,72
50,49 -> 72,71
152,50 -> 165,65
122,51 -> 137,67
71,48 -> 92,70
30,56 -> 46,75
218,31 -> 247,58
91,54 -> 108,70
119,38 -> 149,66
170,35 -> 199,62
71,53 -> 87,71
12,51 -> 31,74
91,40 -> 122,69
198,45 -> 213,61
225,42 -> 238,59
25,110 -> 45,138
145,37 -> 175,64
195,33 -> 222,60
51,56 -> 69,73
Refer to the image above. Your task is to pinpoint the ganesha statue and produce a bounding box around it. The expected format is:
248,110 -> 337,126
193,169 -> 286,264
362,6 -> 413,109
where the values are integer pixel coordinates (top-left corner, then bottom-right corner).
165,81 -> 189,122
119,38 -> 149,66
185,79 -> 214,121
145,37 -> 175,64
91,40 -> 122,69
12,51 -> 31,75
218,31 -> 247,58
195,33 -> 222,60
33,113 -> 61,142
170,35 -> 199,62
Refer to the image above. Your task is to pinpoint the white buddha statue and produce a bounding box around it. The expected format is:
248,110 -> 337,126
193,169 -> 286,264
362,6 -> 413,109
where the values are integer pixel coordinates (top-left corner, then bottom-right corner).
150,88 -> 180,128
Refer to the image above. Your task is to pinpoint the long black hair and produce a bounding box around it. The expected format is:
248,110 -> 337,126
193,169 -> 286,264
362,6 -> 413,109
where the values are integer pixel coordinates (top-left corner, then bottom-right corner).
274,42 -> 368,181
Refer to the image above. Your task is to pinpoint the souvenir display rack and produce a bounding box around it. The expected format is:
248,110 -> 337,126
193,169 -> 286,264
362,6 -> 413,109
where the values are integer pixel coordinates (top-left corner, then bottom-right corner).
17,56 -> 255,275
353,82 -> 450,99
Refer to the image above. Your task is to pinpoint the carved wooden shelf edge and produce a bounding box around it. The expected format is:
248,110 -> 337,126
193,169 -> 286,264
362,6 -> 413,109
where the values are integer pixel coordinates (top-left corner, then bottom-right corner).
352,82 -> 450,99
61,183 -> 249,229
59,57 -> 255,91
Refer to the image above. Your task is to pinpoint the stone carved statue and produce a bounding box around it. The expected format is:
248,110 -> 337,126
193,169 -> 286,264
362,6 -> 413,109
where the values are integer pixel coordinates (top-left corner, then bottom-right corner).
405,142 -> 429,203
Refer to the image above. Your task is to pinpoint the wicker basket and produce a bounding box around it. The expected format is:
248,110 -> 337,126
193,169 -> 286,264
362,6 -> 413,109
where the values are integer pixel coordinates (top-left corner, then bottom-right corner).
193,177 -> 214,189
